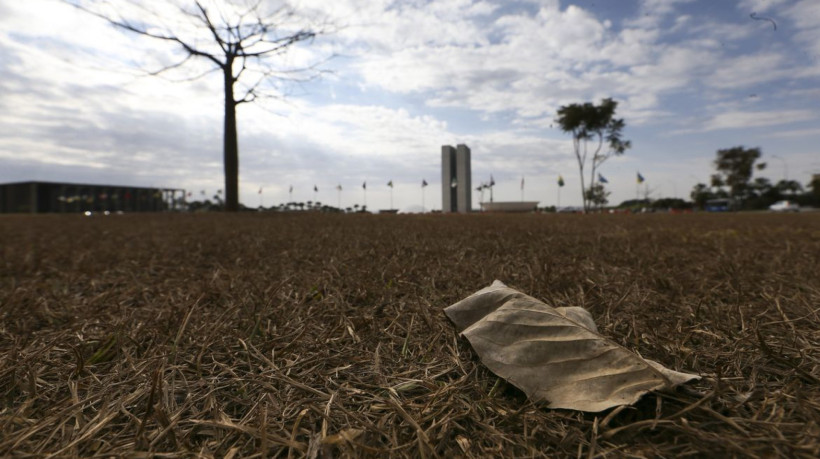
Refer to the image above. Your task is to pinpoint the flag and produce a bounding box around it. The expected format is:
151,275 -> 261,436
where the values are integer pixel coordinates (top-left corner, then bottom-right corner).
289,185 -> 293,193
258,187 -> 263,194
598,173 -> 608,184
362,181 -> 366,190
422,179 -> 428,187
489,175 -> 495,187
387,180 -> 393,188
521,176 -> 525,190
637,172 -> 645,184
187,192 -> 192,198
336,184 -> 342,191
314,185 -> 318,192
558,175 -> 565,187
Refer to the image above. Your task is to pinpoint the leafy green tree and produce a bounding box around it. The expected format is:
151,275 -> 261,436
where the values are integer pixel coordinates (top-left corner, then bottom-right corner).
67,0 -> 331,212
712,146 -> 765,204
750,177 -> 774,198
744,177 -> 781,209
809,176 -> 820,203
775,179 -> 803,195
710,174 -> 725,192
690,183 -> 712,209
585,183 -> 610,209
555,98 -> 631,212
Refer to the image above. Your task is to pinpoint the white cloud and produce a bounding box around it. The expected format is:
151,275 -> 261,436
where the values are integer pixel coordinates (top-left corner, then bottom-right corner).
783,0 -> 820,67
707,52 -> 791,88
737,0 -> 788,13
641,0 -> 697,16
342,0 -> 756,130
707,110 -> 816,130
768,127 -> 820,138
625,0 -> 696,29
349,5 -> 622,122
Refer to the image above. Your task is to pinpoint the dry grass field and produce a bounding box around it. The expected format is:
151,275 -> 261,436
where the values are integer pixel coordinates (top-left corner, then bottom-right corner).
1,212 -> 819,458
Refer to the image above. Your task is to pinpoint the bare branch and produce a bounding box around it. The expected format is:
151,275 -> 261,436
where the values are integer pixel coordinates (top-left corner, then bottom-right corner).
146,53 -> 194,76
66,1 -> 225,68
239,30 -> 317,58
156,65 -> 222,84
235,58 -> 333,106
194,1 -> 228,56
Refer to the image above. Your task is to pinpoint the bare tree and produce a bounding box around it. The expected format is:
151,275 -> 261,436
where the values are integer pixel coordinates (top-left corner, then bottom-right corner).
66,0 -> 332,211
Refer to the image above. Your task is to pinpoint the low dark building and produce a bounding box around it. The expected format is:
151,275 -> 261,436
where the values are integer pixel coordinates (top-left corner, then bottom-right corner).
0,181 -> 186,214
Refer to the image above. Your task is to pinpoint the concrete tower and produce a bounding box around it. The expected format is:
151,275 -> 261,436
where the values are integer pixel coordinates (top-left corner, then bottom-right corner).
441,144 -> 472,213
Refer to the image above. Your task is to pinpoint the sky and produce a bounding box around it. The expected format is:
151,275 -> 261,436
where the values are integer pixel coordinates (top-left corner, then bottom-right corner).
1,0 -> 819,211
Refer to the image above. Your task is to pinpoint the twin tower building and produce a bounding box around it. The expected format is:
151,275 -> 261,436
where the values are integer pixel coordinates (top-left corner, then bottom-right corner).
441,144 -> 472,213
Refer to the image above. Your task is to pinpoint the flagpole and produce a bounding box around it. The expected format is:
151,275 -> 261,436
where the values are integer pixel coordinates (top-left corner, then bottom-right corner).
390,188 -> 394,210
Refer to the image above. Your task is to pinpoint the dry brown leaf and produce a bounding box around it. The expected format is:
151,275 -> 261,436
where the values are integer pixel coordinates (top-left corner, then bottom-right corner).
444,280 -> 699,412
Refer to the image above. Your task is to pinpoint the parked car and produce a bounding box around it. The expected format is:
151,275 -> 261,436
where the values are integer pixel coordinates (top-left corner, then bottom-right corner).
769,200 -> 800,212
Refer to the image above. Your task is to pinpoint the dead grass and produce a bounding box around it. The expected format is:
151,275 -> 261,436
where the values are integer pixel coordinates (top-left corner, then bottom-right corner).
1,212 -> 819,457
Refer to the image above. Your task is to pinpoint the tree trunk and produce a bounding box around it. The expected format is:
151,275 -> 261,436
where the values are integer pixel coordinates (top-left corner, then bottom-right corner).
223,58 -> 239,212
589,162 -> 598,212
574,137 -> 587,212
588,134 -> 603,213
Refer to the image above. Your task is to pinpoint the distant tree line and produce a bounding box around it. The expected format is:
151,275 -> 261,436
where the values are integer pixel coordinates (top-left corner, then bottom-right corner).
690,146 -> 819,210
186,199 -> 367,213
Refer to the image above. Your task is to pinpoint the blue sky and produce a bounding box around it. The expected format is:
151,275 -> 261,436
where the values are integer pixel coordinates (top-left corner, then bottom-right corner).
1,0 -> 818,211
